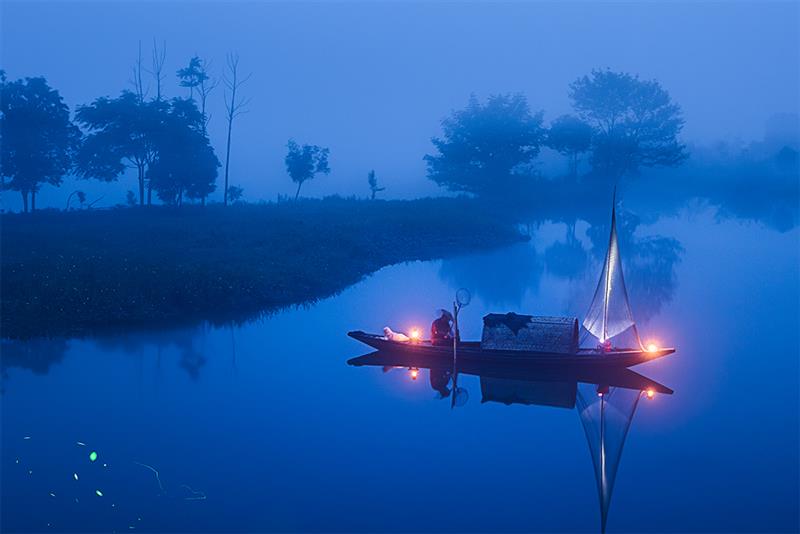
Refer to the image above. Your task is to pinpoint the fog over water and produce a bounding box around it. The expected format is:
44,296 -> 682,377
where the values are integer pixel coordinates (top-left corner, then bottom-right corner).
1,1 -> 798,209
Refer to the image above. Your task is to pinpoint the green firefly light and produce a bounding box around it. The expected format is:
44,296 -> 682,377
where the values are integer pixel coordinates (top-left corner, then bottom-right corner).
89,451 -> 98,462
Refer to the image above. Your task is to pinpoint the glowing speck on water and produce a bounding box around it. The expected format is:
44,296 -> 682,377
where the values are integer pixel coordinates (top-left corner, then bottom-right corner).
95,490 -> 103,497
73,473 -> 79,480
28,470 -> 33,475
76,441 -> 86,447
23,436 -> 31,440
15,458 -> 19,464
50,493 -> 56,498
89,451 -> 98,462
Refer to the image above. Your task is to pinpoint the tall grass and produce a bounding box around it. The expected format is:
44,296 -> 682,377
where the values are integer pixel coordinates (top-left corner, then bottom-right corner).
1,197 -> 524,338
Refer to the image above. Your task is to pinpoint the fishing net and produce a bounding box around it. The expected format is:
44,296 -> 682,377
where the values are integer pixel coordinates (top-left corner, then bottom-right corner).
576,383 -> 642,533
582,200 -> 640,347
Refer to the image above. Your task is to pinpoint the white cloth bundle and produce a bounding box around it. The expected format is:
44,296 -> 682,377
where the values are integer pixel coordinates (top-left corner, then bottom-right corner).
383,327 -> 410,342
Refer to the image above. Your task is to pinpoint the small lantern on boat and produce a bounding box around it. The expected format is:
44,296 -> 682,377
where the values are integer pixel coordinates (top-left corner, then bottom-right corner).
409,328 -> 421,342
409,367 -> 419,380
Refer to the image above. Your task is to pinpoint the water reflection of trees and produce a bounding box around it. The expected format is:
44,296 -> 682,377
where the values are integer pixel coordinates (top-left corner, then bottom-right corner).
438,242 -> 543,307
544,223 -> 588,280
92,327 -> 209,381
586,211 -> 683,322
1,338 -> 68,376
440,204 -> 683,323
1,326 -> 213,384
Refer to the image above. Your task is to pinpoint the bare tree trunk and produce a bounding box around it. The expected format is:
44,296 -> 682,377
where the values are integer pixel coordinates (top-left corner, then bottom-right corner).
147,181 -> 152,206
31,190 -> 36,212
224,116 -> 232,206
222,53 -> 251,207
21,190 -> 28,213
294,181 -> 303,200
150,39 -> 166,101
138,166 -> 145,206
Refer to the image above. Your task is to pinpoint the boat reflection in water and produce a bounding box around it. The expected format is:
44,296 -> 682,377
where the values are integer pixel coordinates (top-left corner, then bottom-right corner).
348,351 -> 673,533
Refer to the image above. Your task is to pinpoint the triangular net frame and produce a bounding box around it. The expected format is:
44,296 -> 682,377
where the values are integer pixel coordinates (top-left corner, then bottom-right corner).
576,384 -> 643,533
582,190 -> 643,349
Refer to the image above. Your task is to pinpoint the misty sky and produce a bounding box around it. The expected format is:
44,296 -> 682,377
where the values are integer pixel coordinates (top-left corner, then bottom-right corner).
2,1 -> 798,209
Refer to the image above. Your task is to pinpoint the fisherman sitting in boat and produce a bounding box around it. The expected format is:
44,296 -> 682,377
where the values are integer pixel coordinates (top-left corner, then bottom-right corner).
431,309 -> 455,346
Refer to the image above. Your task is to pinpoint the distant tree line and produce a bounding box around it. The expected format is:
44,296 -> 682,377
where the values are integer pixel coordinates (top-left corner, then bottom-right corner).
2,54 -> 692,212
0,43 -> 332,213
425,69 -> 689,196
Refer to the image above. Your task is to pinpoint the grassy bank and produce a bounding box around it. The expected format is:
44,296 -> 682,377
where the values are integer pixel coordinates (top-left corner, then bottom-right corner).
1,197 -> 524,338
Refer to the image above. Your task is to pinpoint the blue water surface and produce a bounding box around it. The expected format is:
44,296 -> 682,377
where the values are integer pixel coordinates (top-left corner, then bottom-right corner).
2,202 -> 798,532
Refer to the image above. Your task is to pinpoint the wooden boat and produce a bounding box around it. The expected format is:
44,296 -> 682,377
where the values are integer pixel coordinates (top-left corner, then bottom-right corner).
348,189 -> 677,372
348,330 -> 674,368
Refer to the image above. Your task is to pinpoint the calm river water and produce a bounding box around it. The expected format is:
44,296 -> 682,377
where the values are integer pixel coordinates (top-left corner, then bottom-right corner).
2,202 -> 798,532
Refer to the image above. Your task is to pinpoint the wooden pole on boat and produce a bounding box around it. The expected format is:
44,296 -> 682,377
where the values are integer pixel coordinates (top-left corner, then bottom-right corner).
451,288 -> 471,409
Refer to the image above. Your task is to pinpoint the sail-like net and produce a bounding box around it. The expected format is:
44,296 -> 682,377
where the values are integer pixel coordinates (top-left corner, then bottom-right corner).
576,384 -> 642,533
583,198 -> 637,344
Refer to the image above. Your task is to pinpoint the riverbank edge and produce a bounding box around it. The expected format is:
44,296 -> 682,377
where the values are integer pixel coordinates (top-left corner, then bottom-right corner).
1,197 -> 527,339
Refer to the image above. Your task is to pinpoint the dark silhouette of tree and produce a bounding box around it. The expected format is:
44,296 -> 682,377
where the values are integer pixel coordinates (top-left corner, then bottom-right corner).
130,41 -> 148,101
222,53 -> 251,206
0,73 -> 80,212
147,39 -> 167,101
367,169 -> 385,199
148,99 -> 219,205
227,184 -> 244,203
547,114 -> 593,177
285,140 -> 330,200
570,70 -> 687,179
74,91 -> 163,205
177,55 -> 217,131
66,190 -> 86,210
424,94 -> 545,196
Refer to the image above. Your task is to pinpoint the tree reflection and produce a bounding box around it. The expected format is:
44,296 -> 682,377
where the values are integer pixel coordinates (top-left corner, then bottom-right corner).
438,242 -> 543,307
1,338 -> 68,376
586,209 -> 683,322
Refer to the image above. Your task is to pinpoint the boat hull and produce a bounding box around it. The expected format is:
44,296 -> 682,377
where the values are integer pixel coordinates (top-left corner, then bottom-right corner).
347,331 -> 674,368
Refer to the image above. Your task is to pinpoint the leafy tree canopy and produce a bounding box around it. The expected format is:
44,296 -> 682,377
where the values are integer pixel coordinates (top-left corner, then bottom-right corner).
148,99 -> 219,204
285,140 -> 330,200
569,70 -> 687,177
1,74 -> 80,211
424,93 -> 545,195
547,114 -> 593,177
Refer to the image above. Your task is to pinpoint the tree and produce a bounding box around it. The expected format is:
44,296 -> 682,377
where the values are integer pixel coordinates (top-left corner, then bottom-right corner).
367,169 -> 385,199
227,185 -> 244,203
285,140 -> 330,200
147,99 -> 219,205
424,94 -> 545,196
75,91 -> 163,205
147,40 -> 167,101
547,114 -> 593,177
222,53 -> 251,206
177,56 -> 217,130
0,73 -> 80,212
569,70 -> 687,178
66,190 -> 86,210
